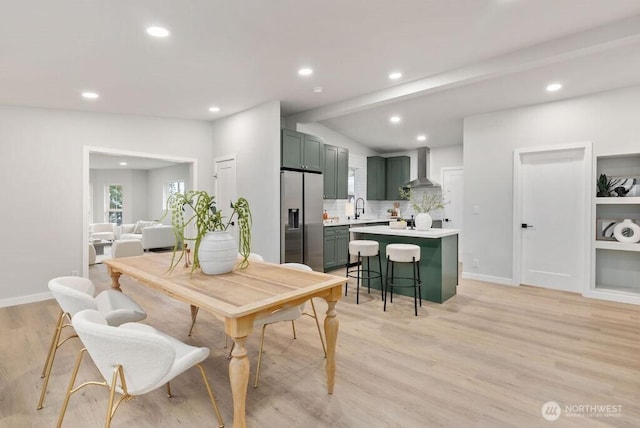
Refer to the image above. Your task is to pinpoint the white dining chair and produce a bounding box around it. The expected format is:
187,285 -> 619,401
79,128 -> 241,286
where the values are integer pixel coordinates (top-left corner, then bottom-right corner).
111,239 -> 144,258
56,309 -> 224,428
228,263 -> 327,388
38,276 -> 146,410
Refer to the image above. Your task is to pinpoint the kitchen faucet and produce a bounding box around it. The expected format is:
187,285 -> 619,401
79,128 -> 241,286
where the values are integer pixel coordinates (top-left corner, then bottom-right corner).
354,197 -> 365,220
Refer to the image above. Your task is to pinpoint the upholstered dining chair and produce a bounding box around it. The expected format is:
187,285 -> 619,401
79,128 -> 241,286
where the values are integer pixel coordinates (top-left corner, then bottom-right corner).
38,276 -> 146,410
228,263 -> 327,388
56,309 -> 224,428
111,239 -> 144,258
188,252 -> 265,337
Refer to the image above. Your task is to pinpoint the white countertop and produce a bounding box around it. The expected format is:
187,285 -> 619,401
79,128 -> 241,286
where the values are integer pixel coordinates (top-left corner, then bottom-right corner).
323,218 -> 391,227
349,225 -> 460,238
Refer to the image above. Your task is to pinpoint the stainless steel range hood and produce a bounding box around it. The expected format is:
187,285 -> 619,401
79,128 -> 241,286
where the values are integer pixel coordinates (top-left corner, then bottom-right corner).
404,147 -> 440,188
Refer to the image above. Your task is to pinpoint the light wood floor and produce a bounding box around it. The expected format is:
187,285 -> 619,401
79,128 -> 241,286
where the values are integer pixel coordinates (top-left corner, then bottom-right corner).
2,263 -> 639,427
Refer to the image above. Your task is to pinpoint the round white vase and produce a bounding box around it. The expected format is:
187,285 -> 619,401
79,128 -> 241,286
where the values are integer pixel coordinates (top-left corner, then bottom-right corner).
198,231 -> 238,274
415,212 -> 433,231
613,219 -> 640,243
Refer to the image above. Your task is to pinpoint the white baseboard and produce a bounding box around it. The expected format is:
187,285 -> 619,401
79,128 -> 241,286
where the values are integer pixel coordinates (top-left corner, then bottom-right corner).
583,289 -> 640,306
461,272 -> 515,286
0,291 -> 53,308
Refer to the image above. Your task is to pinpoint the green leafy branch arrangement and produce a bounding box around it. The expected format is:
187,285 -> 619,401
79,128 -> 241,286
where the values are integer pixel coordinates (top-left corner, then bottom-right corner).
163,190 -> 252,272
398,187 -> 447,213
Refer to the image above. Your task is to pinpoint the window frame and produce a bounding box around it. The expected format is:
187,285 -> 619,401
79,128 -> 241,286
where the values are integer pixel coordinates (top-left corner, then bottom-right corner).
105,183 -> 124,224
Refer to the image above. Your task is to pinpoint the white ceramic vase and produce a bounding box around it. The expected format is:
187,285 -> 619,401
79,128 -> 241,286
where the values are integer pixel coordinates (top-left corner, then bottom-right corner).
415,212 -> 433,231
198,231 -> 238,274
613,219 -> 640,243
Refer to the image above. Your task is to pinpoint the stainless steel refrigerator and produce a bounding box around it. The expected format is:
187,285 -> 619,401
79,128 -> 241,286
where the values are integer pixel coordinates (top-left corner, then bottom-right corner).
281,170 -> 324,271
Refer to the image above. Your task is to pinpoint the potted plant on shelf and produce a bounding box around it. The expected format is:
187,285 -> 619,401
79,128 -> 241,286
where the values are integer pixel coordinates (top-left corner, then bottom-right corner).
596,174 -> 621,197
164,190 -> 252,274
398,187 -> 447,231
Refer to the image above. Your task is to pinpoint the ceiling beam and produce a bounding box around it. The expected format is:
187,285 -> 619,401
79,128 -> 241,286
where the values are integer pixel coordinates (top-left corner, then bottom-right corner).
286,14 -> 640,125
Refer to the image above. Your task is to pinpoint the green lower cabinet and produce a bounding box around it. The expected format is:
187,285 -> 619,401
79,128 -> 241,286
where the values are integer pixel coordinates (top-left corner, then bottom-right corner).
324,226 -> 349,271
359,233 -> 458,303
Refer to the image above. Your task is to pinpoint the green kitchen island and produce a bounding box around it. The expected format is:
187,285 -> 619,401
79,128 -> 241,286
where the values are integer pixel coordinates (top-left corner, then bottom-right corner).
348,225 -> 459,303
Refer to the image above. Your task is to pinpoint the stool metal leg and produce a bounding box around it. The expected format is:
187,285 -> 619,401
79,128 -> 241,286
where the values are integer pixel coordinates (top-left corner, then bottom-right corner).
356,252 -> 361,304
413,257 -> 418,316
390,260 -> 395,303
378,251 -> 383,300
345,260 -> 349,296
384,256 -> 389,311
365,255 -> 371,294
417,259 -> 422,309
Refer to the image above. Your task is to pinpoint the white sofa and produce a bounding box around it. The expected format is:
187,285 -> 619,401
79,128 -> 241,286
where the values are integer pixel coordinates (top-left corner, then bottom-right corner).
118,221 -> 178,250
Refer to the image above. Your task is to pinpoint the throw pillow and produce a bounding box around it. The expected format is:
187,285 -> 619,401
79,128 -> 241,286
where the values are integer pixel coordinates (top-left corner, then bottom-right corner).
133,220 -> 157,234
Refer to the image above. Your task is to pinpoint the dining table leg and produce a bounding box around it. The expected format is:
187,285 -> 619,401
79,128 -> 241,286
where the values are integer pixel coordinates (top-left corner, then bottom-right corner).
229,334 -> 250,428
324,293 -> 340,394
107,267 -> 122,292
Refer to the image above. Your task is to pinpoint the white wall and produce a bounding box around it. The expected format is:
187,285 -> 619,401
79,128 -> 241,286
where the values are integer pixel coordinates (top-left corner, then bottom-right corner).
211,101 -> 281,263
147,163 -> 191,223
463,85 -> 640,283
0,105 -> 213,306
296,122 -> 378,157
431,145 -> 463,178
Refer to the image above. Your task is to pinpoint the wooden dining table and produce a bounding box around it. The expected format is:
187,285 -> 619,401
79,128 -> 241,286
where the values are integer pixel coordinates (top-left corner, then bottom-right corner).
104,252 -> 345,428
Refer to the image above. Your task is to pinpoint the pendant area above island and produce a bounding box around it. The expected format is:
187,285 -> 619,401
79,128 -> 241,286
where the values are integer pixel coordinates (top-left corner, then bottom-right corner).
349,225 -> 460,304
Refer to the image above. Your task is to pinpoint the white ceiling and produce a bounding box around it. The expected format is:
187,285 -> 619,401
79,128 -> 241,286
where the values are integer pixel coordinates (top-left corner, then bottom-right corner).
3,1 -> 640,152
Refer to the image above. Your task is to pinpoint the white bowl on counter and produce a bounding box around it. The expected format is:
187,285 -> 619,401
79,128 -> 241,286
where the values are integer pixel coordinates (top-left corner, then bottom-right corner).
389,220 -> 407,230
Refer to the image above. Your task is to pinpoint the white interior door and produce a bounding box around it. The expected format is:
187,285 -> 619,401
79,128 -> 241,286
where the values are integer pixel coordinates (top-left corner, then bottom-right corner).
214,156 -> 238,241
516,147 -> 588,293
442,167 -> 464,258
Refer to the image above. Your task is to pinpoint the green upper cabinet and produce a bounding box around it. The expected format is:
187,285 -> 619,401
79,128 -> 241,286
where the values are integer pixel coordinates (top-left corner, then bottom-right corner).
385,156 -> 410,200
323,145 -> 349,199
367,156 -> 387,200
281,129 -> 323,172
302,134 -> 323,171
323,145 -> 338,199
337,147 -> 349,199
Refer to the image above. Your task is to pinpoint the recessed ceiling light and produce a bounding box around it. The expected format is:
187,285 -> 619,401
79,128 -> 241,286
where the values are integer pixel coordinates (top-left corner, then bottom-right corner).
390,116 -> 401,124
389,72 -> 402,80
546,83 -> 562,92
417,135 -> 427,141
313,86 -> 323,93
81,91 -> 99,99
298,68 -> 313,76
119,162 -> 128,166
208,106 -> 220,113
146,26 -> 170,38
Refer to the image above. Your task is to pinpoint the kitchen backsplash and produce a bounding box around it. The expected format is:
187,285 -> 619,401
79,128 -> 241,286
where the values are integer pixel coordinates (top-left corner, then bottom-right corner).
323,198 -> 443,221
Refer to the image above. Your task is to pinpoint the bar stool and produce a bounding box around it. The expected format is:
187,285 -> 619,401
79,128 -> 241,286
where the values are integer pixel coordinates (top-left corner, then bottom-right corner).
346,240 -> 383,304
385,243 -> 422,316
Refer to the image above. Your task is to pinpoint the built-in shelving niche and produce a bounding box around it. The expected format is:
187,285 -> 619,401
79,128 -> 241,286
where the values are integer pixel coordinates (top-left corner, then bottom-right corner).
593,153 -> 640,300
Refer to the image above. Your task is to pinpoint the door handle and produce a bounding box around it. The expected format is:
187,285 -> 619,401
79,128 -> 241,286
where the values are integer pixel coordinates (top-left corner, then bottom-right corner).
521,223 -> 534,229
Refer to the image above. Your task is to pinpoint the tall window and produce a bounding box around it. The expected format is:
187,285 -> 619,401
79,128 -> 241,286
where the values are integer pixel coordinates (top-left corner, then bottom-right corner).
348,168 -> 356,200
106,184 -> 123,224
164,180 -> 185,209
